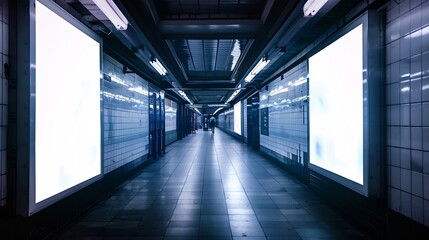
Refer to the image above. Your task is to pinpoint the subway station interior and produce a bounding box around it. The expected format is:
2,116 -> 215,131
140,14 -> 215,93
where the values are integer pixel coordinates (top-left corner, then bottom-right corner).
1,0 -> 429,239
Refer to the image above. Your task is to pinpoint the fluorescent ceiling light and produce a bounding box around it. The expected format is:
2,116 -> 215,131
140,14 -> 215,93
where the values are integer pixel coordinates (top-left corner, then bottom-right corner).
92,0 -> 128,30
208,104 -> 228,107
150,58 -> 167,76
225,84 -> 241,103
213,107 -> 223,115
178,90 -> 193,104
194,108 -> 202,115
245,58 -> 270,82
303,0 -> 328,17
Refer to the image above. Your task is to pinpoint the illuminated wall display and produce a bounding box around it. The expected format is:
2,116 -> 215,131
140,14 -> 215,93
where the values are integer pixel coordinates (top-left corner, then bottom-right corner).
308,11 -> 382,197
29,0 -> 102,214
234,101 -> 242,135
309,24 -> 364,185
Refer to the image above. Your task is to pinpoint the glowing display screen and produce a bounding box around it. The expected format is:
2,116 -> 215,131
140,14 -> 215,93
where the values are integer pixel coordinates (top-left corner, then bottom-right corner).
35,1 -> 101,203
309,24 -> 363,185
234,102 -> 242,135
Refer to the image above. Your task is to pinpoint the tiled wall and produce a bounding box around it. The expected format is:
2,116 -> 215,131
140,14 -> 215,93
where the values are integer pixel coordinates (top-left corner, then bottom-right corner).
165,97 -> 177,145
165,98 -> 177,132
385,0 -> 429,227
0,0 -> 8,208
102,54 -> 149,174
218,108 -> 234,133
259,61 -> 308,166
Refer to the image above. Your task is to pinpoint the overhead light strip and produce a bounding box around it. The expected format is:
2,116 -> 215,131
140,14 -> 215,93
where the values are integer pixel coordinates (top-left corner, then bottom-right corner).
245,58 -> 270,83
225,84 -> 242,103
303,0 -> 328,17
213,107 -> 223,115
92,0 -> 129,30
150,58 -> 167,76
178,90 -> 193,104
194,108 -> 202,115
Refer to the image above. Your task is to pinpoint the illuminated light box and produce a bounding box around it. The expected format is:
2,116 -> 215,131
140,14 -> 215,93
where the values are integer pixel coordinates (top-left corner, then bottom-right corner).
308,11 -> 382,197
234,101 -> 242,135
27,0 -> 102,215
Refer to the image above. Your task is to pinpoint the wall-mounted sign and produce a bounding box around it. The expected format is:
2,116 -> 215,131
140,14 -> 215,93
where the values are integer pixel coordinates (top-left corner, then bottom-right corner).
261,107 -> 269,136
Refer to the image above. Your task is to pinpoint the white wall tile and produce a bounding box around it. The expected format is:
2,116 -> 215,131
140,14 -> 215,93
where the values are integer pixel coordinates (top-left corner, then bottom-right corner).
423,51 -> 429,75
422,1 -> 429,29
412,195 -> 424,222
400,11 -> 411,37
401,168 -> 412,193
102,54 -> 149,174
424,174 -> 429,200
422,28 -> 429,53
390,126 -> 401,147
410,78 -> 422,102
410,30 -> 422,56
401,191 -> 412,216
400,36 -> 410,59
401,148 -> 411,170
0,153 -> 5,175
423,76 -> 429,101
0,0 -> 3,23
411,54 -> 422,78
400,58 -> 410,79
410,0 -> 422,10
410,103 -> 422,126
2,0 -> 7,23
392,62 -> 401,83
391,39 -> 401,63
388,3 -> 400,22
401,104 -> 410,125
390,105 -> 400,125
411,127 -> 422,149
424,199 -> 429,226
389,187 -> 401,211
411,150 -> 423,172
400,0 -> 411,15
2,61 -> 7,104
422,103 -> 429,126
390,147 -> 401,166
412,171 -> 423,196
401,127 -> 411,148
391,166 -> 401,188
0,23 -> 3,54
410,5 -> 422,32
2,23 -> 6,55
424,151 -> 429,174
422,127 -> 429,150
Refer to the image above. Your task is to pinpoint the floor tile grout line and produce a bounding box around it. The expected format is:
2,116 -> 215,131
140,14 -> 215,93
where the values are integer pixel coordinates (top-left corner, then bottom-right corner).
215,130 -> 269,239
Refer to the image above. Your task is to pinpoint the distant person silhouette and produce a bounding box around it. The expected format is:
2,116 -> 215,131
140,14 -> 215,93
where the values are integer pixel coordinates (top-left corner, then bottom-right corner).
209,116 -> 216,133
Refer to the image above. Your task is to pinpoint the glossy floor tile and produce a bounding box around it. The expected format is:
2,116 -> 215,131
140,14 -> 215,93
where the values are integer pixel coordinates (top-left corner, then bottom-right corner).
55,129 -> 373,240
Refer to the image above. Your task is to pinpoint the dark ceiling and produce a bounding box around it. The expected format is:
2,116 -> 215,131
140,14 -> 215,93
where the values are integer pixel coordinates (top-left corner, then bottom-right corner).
63,0 -> 373,115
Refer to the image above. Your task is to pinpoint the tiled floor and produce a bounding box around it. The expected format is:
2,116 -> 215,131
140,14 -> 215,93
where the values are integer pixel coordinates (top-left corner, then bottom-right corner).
55,129 -> 372,240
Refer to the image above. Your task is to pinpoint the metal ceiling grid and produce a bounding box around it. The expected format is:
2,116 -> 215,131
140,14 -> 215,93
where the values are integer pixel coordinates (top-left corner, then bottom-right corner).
154,0 -> 265,20
172,39 -> 248,75
65,0 -> 384,115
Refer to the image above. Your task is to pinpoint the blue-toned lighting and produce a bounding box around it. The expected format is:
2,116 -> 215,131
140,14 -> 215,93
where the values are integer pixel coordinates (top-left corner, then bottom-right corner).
92,0 -> 129,30
150,57 -> 167,76
245,58 -> 270,82
303,0 -> 328,17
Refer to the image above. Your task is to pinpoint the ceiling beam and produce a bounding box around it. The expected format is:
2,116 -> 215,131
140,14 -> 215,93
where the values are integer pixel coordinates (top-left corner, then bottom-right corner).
159,19 -> 262,38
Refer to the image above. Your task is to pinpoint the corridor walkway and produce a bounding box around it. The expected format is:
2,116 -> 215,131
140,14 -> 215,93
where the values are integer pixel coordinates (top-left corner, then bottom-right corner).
56,129 -> 372,240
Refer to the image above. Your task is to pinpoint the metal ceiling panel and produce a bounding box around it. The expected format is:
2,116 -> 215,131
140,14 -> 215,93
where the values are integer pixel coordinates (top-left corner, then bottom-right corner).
172,39 -> 248,78
70,0 -> 376,114
154,0 -> 266,20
